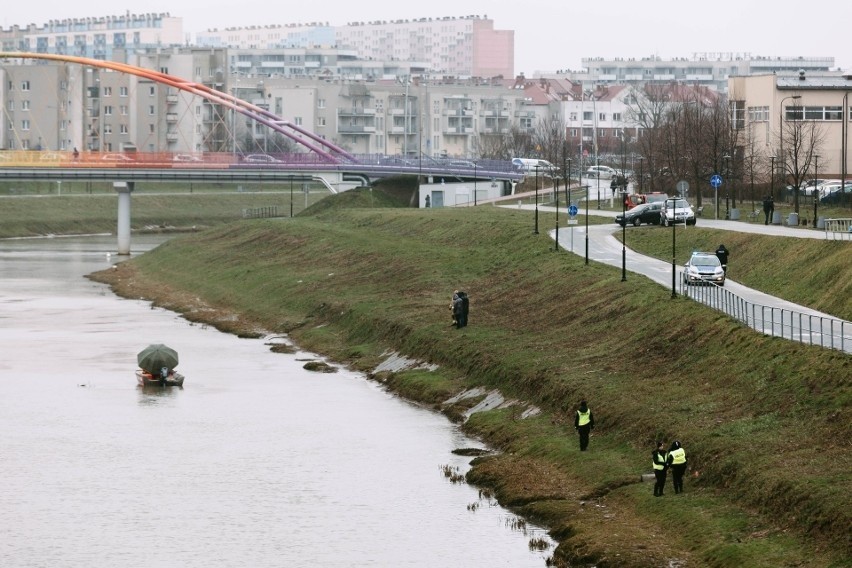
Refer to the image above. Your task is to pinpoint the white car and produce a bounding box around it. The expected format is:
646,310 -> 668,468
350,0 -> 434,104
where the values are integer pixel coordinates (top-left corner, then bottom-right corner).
244,154 -> 283,164
683,252 -> 725,286
585,165 -> 618,179
101,153 -> 134,162
172,153 -> 202,162
660,198 -> 696,226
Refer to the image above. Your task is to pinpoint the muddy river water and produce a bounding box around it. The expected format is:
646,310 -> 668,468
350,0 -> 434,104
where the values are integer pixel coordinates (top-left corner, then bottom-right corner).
0,235 -> 551,567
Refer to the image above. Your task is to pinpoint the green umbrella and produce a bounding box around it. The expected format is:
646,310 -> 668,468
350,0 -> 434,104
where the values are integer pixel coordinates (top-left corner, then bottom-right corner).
137,344 -> 179,374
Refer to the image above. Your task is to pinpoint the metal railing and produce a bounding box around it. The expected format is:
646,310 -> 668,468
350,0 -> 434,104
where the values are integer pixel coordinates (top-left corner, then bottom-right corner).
824,218 -> 852,240
679,279 -> 850,354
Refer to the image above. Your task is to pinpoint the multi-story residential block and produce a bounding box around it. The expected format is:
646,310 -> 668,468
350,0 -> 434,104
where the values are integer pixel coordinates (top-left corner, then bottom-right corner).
539,52 -> 837,94
198,16 -> 514,79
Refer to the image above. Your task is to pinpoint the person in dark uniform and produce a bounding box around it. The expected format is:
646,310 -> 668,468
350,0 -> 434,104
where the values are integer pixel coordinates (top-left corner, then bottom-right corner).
458,291 -> 469,327
450,290 -> 463,328
666,440 -> 687,494
762,195 -> 774,225
574,400 -> 594,451
715,244 -> 729,273
652,441 -> 668,497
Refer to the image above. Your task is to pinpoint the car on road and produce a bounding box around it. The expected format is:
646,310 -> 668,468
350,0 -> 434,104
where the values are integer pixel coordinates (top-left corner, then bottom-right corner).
683,252 -> 726,286
615,202 -> 664,226
243,154 -> 283,164
585,165 -> 618,179
102,153 -> 134,162
172,153 -> 202,162
660,198 -> 696,226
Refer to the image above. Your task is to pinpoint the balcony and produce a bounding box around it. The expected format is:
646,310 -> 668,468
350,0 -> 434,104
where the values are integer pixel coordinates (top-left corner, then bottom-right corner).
166,113 -> 178,123
166,132 -> 179,142
443,126 -> 474,135
338,108 -> 377,117
338,125 -> 376,134
166,94 -> 179,104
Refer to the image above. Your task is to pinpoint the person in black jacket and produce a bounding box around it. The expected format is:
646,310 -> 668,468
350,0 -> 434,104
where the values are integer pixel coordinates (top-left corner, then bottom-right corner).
715,244 -> 729,272
458,291 -> 469,327
574,400 -> 594,451
652,441 -> 668,497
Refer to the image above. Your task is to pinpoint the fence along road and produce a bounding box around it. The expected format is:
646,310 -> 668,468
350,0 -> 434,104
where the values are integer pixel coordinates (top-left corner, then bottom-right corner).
531,206 -> 851,354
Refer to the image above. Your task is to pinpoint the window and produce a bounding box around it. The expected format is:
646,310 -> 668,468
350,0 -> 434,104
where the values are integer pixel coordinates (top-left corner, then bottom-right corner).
120,105 -> 128,116
120,124 -> 128,134
569,112 -> 577,121
317,117 -> 326,127
148,105 -> 155,115
583,111 -> 593,121
103,124 -> 112,134
294,117 -> 302,126
21,119 -> 30,131
149,86 -> 156,96
748,106 -> 769,122
599,112 -> 606,122
22,100 -> 30,111
21,81 -> 30,91
7,101 -> 13,111
119,87 -> 128,97
103,86 -> 112,96
613,112 -> 622,122
149,124 -> 155,133
317,98 -> 326,109
104,105 -> 113,116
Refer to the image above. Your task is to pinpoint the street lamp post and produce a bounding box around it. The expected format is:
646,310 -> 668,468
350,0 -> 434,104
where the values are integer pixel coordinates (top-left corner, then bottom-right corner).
813,154 -> 820,227
638,157 -> 644,194
289,177 -> 294,217
474,161 -> 478,207
585,183 -> 589,265
779,94 -> 802,189
534,165 -> 540,234
842,91 -> 850,207
667,198 -> 677,299
723,154 -> 731,219
620,187 -> 627,282
770,155 -> 777,200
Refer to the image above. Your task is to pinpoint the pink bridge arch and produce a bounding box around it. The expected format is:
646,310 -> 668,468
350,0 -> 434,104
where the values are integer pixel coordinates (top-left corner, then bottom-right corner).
0,51 -> 356,163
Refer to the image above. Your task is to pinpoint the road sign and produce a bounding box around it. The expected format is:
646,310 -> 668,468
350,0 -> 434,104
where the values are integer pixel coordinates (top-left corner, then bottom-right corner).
567,219 -> 578,225
710,174 -> 723,188
676,180 -> 689,196
568,204 -> 579,217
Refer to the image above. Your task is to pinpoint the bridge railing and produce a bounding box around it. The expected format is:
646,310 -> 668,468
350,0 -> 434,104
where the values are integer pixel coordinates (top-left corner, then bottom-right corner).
678,278 -> 850,354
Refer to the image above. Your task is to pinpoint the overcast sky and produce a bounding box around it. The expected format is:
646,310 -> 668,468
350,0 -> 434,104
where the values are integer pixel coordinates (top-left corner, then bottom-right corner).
2,0 -> 849,76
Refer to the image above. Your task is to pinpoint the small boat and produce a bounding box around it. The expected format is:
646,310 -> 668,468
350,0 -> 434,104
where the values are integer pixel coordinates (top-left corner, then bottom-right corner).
136,343 -> 184,387
136,368 -> 185,387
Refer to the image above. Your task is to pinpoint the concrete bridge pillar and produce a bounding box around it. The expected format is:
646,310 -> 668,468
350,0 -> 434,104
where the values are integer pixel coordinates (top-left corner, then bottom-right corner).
113,182 -> 134,255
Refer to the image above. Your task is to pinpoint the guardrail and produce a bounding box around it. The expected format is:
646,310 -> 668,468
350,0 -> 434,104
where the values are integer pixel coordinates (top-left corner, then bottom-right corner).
679,280 -> 850,354
824,218 -> 852,240
242,206 -> 279,219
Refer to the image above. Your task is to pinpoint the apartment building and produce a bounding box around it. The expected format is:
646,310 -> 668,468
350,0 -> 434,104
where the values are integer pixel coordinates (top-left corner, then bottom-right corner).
198,16 -> 514,79
539,52 -> 836,94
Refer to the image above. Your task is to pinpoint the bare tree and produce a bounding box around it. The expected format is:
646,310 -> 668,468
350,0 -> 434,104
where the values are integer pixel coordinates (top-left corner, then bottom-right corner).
780,116 -> 826,213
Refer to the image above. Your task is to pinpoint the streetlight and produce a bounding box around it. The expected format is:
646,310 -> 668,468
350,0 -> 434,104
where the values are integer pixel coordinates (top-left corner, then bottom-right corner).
534,165 -> 540,234
584,182 -> 589,265
667,198 -> 677,299
779,94 -> 802,188
723,154 -> 731,219
813,154 -> 820,227
554,166 -> 560,251
620,186 -> 627,282
770,155 -> 777,201
289,177 -> 294,217
638,157 -> 644,194
473,160 -> 477,206
842,91 -> 850,206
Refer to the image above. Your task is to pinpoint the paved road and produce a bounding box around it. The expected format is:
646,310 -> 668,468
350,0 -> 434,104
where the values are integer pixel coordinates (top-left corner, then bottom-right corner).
506,204 -> 851,352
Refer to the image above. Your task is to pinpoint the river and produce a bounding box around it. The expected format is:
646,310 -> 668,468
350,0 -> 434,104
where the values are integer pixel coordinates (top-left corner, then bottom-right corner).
0,235 -> 552,567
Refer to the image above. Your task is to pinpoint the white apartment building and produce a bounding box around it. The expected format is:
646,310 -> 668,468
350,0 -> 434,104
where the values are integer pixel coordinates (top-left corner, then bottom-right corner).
538,52 -> 837,94
198,16 -> 514,79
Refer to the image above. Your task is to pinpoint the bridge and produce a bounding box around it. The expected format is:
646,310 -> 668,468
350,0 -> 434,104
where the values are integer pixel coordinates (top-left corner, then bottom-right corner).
0,52 -> 524,191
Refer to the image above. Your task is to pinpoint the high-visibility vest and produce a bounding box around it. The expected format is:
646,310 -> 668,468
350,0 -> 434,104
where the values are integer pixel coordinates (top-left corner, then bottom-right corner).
669,448 -> 686,465
653,452 -> 667,470
577,409 -> 591,426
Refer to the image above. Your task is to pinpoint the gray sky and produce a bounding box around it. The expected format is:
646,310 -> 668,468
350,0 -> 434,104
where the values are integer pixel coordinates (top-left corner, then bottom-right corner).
2,0 -> 849,76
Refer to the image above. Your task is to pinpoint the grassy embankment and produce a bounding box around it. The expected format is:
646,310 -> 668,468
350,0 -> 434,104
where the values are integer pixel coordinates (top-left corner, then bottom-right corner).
79,184 -> 851,568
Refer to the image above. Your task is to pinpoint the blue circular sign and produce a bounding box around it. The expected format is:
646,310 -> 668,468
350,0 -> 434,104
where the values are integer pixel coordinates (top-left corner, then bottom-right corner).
568,204 -> 579,217
710,174 -> 723,188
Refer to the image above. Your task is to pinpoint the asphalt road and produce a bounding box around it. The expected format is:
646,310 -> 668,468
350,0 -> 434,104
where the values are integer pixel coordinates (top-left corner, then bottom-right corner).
507,203 -> 851,352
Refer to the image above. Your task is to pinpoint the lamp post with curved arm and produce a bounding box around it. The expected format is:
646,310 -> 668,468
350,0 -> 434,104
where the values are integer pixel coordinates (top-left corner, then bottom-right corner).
813,154 -> 820,227
779,94 -> 802,189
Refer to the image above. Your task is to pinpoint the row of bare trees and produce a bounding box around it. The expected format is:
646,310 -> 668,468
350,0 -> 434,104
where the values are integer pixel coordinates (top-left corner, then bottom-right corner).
476,84 -> 826,213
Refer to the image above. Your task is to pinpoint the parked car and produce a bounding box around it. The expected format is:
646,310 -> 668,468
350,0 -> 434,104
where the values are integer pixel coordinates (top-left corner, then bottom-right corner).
683,252 -> 726,286
243,154 -> 283,164
585,165 -> 618,179
615,202 -> 664,227
820,183 -> 852,204
513,158 -> 558,176
660,198 -> 696,226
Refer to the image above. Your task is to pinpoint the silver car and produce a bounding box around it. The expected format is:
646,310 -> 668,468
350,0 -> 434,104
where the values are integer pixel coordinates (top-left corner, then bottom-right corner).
683,252 -> 725,286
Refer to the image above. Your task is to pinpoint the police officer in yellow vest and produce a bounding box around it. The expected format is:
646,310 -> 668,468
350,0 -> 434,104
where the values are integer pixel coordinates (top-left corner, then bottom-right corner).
652,441 -> 668,497
666,440 -> 687,494
574,400 -> 594,451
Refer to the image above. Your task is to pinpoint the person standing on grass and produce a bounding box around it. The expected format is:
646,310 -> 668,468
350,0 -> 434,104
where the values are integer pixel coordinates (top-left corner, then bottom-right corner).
450,290 -> 463,328
652,441 -> 668,497
666,440 -> 687,494
574,400 -> 594,451
458,291 -> 469,328
763,195 -> 774,225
